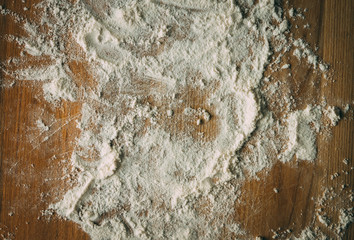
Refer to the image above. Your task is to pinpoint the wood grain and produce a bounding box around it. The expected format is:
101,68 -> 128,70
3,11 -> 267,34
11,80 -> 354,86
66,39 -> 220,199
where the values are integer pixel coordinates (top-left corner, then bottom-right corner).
0,0 -> 352,239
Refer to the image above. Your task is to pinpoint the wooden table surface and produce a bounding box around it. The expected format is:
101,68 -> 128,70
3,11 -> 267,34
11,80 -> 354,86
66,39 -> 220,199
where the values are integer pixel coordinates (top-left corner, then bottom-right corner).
0,0 -> 352,239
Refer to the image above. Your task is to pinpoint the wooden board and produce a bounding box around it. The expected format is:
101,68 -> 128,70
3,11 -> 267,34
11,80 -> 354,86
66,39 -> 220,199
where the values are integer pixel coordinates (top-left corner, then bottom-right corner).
0,0 -> 352,239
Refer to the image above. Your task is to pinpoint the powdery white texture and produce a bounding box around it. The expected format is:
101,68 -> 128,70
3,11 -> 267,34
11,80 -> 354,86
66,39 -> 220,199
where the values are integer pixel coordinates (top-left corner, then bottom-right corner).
324,106 -> 341,126
68,0 -> 270,205
36,119 -> 49,132
45,0 -> 281,238
0,0 -> 340,239
291,227 -> 327,240
337,208 -> 353,234
293,39 -> 328,72
42,77 -> 77,102
51,173 -> 93,217
96,142 -> 119,180
283,105 -> 322,161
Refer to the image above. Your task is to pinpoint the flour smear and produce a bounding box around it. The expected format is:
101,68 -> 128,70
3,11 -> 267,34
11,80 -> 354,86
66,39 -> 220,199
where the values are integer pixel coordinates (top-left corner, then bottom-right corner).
0,0 -> 352,239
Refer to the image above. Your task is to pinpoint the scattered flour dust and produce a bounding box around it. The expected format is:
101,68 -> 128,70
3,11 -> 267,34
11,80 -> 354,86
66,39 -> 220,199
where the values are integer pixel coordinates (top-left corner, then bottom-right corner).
282,105 -> 322,162
0,0 -> 352,239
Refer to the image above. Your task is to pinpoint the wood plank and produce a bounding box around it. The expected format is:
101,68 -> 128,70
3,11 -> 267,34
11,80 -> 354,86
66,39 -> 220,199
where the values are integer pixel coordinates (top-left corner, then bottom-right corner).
0,0 -> 352,239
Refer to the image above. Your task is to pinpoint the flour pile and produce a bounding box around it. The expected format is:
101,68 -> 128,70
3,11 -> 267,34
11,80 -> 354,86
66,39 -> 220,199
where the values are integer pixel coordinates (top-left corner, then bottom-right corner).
0,0 -> 350,239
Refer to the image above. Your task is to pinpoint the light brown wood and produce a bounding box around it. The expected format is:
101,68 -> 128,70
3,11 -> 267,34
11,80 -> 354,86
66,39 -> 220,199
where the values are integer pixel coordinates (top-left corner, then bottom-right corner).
0,0 -> 352,239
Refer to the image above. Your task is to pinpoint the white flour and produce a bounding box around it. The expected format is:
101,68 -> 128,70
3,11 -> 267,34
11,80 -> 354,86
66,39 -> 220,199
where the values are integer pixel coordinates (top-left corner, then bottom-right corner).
282,105 -> 321,162
0,0 -> 352,239
43,77 -> 78,102
324,106 -> 341,126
